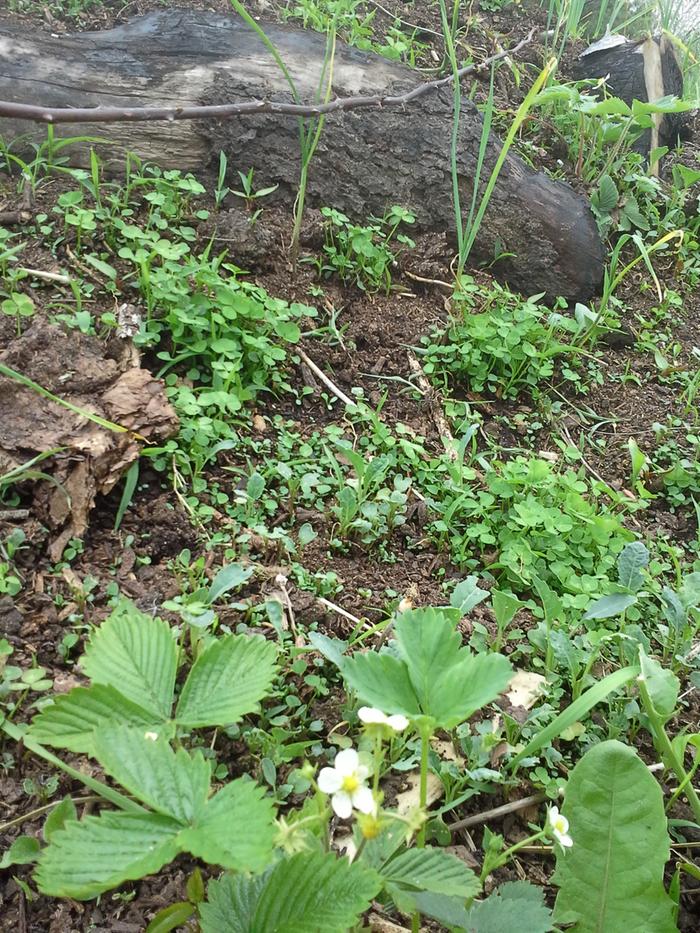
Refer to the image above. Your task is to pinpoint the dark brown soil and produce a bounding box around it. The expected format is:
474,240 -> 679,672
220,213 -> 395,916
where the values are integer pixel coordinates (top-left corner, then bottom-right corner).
1,1 -> 700,930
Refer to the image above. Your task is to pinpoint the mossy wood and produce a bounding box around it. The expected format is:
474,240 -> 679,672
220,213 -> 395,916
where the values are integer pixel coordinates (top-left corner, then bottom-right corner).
0,10 -> 605,299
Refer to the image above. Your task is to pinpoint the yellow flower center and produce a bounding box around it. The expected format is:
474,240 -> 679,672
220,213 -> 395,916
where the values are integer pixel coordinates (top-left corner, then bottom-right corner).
359,814 -> 381,839
553,818 -> 566,833
342,774 -> 360,793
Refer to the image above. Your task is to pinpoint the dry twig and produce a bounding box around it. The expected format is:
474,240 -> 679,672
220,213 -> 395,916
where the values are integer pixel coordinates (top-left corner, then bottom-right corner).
0,31 -> 534,125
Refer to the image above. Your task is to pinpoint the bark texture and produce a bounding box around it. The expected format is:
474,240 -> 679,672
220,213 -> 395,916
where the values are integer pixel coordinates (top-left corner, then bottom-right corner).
0,10 -> 605,299
574,35 -> 691,157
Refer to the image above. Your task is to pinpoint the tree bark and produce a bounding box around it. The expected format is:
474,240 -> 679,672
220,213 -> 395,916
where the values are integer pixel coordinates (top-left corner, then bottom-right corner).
574,35 -> 690,158
0,10 -> 605,300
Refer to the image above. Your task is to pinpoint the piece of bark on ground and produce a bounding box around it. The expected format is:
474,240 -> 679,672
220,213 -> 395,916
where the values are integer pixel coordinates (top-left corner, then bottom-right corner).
0,323 -> 179,561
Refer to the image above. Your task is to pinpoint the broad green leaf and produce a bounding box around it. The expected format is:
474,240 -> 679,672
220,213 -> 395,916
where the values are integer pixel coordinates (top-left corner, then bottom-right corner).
639,650 -> 679,721
81,600 -> 177,718
256,852 -> 382,933
208,563 -> 255,603
176,633 -> 277,727
617,541 -> 649,591
491,590 -> 524,629
43,796 -> 77,842
510,667 -> 638,770
28,684 -> 163,755
583,593 -> 637,621
308,632 -> 347,669
553,741 -> 676,933
341,652 -> 421,718
0,835 -> 41,869
177,777 -> 275,873
145,902 -> 195,933
94,727 -> 210,823
451,577 -> 489,614
199,871 -> 269,933
466,880 -> 554,932
35,811 -> 180,899
383,847 -> 480,913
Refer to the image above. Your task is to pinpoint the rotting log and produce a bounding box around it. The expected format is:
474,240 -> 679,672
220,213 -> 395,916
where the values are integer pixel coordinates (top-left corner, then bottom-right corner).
574,34 -> 691,159
0,10 -> 605,300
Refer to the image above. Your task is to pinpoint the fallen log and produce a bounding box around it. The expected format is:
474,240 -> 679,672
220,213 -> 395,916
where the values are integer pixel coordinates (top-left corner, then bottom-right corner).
574,34 -> 691,159
0,10 -> 605,300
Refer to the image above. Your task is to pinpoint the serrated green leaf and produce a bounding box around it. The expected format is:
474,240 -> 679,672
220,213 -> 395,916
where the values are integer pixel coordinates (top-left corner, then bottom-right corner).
341,652 -> 422,718
200,851 -> 382,933
553,741 -> 676,933
199,871 -> 268,933
595,174 -> 619,214
342,609 -> 511,730
35,811 -> 180,899
617,541 -> 649,590
583,593 -> 637,621
394,608 -> 465,710
94,727 -> 210,823
0,835 -> 41,869
177,777 -> 275,873
44,796 -> 77,842
29,684 -> 162,755
466,880 -> 554,932
383,847 -> 480,913
81,600 -> 177,718
176,633 -> 277,727
428,652 -> 513,729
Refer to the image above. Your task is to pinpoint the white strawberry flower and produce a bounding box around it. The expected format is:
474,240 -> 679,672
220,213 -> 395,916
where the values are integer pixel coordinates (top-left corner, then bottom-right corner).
317,748 -> 375,819
548,806 -> 573,848
358,706 -> 409,732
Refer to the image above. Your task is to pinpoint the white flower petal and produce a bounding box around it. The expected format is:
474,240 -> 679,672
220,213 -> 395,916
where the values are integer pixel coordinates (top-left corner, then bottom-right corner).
386,714 -> 409,732
334,748 -> 360,777
351,785 -> 376,815
331,791 -> 353,819
358,707 -> 387,725
548,806 -> 560,823
318,767 -> 342,794
356,764 -> 371,782
556,832 -> 574,848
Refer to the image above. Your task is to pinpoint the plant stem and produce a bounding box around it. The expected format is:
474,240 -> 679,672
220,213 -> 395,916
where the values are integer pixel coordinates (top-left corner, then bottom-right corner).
1,719 -> 146,814
638,678 -> 700,823
480,829 -> 546,884
417,725 -> 430,848
0,795 -> 99,832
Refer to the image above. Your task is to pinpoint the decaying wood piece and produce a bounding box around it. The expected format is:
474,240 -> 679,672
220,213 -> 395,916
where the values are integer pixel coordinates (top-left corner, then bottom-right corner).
574,34 -> 691,160
0,324 -> 178,560
0,10 -> 605,300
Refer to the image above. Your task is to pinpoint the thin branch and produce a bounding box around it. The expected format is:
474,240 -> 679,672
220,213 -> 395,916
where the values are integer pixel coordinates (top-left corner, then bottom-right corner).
0,30 -> 534,125
296,347 -> 357,407
448,793 -> 546,831
407,350 -> 457,460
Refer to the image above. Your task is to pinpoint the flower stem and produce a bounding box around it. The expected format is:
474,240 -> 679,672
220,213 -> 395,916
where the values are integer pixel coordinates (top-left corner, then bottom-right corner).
480,829 -> 546,884
417,726 -> 430,848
